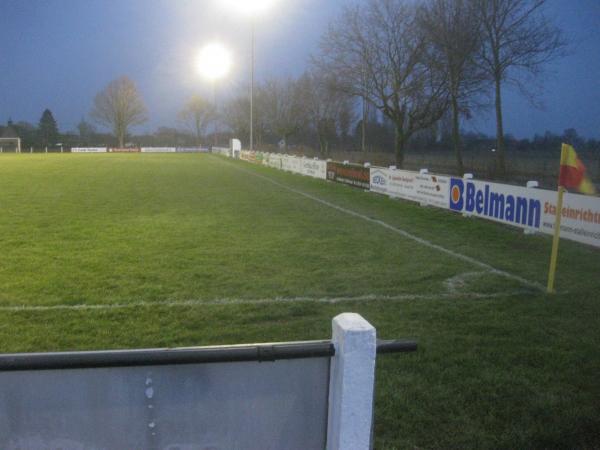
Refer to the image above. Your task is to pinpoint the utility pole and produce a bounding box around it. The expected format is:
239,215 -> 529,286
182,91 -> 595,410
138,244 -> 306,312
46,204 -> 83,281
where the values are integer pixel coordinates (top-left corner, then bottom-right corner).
250,21 -> 255,151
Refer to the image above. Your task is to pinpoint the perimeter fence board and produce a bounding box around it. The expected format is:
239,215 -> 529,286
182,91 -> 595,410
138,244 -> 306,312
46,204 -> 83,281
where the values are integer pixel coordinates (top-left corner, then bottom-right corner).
0,357 -> 330,450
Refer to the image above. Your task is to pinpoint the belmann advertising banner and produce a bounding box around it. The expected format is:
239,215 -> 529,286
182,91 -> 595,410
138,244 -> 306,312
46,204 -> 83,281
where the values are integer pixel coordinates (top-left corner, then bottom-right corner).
449,177 -> 600,248
370,167 -> 450,208
327,162 -> 370,189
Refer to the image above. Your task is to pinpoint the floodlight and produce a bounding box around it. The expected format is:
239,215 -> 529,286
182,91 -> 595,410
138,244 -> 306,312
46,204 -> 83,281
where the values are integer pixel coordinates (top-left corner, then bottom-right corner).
196,42 -> 233,81
217,0 -> 279,150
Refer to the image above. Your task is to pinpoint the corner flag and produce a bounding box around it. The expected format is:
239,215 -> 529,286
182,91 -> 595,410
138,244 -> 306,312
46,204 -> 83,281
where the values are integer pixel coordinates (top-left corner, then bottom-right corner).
547,144 -> 597,293
559,144 -> 597,195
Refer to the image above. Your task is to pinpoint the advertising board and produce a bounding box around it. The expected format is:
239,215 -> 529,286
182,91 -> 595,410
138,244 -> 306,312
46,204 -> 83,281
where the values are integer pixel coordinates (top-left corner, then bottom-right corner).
370,167 -> 450,208
300,159 -> 327,180
327,162 -> 370,189
141,147 -> 176,153
265,153 -> 283,170
71,147 -> 107,153
176,147 -> 209,153
109,148 -> 141,153
212,147 -> 231,157
449,178 -> 600,248
282,155 -> 302,174
240,150 -> 257,163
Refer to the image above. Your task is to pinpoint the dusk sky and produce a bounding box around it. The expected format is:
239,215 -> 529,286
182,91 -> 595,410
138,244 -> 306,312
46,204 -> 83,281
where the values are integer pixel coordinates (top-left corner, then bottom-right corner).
1,0 -> 599,139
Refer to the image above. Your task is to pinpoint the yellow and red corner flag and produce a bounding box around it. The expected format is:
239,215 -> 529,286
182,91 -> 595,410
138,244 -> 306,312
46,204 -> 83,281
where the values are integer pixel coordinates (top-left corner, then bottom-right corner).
559,143 -> 597,195
547,144 -> 597,293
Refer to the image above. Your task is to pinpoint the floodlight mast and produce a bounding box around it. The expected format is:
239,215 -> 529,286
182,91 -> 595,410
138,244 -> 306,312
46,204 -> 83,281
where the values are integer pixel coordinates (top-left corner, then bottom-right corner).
251,23 -> 255,151
219,0 -> 278,151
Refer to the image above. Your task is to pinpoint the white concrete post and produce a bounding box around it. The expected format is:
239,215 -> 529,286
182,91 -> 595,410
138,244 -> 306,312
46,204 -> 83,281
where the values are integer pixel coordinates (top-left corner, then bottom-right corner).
327,313 -> 377,450
463,173 -> 474,218
343,160 -> 350,165
525,181 -> 539,235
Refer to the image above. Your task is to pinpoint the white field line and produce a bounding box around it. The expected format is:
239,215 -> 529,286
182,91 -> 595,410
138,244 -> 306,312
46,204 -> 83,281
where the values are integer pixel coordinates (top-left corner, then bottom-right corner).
219,158 -> 544,292
0,290 -> 532,312
444,272 -> 487,294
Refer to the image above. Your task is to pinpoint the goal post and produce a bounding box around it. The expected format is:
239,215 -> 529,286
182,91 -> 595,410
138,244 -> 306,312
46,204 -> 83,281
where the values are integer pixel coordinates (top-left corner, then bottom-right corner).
0,138 -> 21,153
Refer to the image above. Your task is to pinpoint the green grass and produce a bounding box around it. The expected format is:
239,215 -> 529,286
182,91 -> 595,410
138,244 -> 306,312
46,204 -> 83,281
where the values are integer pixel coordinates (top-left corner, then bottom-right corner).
0,153 -> 599,448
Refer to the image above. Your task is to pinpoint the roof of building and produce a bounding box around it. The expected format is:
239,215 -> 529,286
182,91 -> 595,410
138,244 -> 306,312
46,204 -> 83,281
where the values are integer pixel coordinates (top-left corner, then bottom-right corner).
0,126 -> 19,139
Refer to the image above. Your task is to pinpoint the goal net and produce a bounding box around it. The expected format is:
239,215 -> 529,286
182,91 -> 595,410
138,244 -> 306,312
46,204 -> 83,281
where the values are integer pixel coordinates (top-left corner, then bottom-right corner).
0,138 -> 21,153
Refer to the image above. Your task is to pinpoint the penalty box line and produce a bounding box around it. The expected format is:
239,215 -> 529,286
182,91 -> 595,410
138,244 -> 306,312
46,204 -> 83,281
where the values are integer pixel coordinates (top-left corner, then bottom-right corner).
219,158 -> 544,292
0,291 -> 532,312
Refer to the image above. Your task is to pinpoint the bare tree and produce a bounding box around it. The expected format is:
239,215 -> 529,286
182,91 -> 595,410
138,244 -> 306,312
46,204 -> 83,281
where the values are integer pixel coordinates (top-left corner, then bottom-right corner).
314,0 -> 449,167
77,118 -> 96,146
223,86 -> 269,148
476,0 -> 565,177
90,76 -> 148,147
178,95 -> 215,146
419,0 -> 486,175
297,71 -> 356,157
223,94 -> 250,145
260,77 -> 305,150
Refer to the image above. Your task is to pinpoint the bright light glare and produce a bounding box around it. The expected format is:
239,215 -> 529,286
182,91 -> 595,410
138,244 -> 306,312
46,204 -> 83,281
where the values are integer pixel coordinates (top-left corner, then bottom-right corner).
196,43 -> 233,81
221,0 -> 278,16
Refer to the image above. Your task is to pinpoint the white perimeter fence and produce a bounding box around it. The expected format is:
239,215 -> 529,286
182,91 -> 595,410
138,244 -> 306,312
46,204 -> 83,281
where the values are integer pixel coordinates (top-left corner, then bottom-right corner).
231,149 -> 600,249
71,147 -> 209,153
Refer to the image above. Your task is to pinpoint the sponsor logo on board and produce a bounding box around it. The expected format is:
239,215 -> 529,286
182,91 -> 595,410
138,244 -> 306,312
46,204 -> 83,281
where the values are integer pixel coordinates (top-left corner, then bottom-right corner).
449,178 -> 541,228
371,171 -> 387,186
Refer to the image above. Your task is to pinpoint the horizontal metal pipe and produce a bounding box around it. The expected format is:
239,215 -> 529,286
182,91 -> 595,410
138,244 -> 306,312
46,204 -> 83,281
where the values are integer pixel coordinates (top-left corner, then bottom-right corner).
0,340 -> 334,372
0,339 -> 417,372
376,339 -> 418,354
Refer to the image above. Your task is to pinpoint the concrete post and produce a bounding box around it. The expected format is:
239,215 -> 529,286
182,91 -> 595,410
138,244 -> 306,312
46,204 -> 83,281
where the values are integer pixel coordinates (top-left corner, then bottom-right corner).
327,313 -> 377,450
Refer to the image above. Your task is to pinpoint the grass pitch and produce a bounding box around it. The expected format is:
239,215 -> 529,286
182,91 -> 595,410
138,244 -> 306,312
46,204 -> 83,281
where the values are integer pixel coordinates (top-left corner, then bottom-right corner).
0,153 -> 599,448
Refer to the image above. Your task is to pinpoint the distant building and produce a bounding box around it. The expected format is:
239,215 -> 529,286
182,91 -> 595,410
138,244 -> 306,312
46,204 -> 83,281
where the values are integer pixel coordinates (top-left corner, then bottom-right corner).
1,120 -> 19,138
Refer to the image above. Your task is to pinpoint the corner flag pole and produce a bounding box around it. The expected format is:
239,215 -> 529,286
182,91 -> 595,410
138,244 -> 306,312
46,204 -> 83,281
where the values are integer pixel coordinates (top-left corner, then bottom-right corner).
546,187 -> 565,293
546,145 -> 568,294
